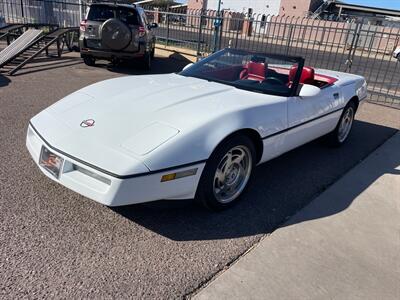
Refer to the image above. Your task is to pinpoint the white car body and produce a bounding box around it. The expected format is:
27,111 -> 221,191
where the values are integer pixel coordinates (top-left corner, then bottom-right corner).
393,47 -> 400,59
27,65 -> 367,206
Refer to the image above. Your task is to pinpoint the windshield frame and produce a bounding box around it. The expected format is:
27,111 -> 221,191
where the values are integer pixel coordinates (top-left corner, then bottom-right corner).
179,48 -> 305,97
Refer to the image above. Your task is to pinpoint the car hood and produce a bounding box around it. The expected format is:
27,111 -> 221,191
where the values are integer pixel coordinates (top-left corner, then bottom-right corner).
30,74 -> 238,175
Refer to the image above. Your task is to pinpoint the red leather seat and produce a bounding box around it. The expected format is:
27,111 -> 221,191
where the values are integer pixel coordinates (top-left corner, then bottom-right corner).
289,66 -> 315,84
240,62 -> 267,81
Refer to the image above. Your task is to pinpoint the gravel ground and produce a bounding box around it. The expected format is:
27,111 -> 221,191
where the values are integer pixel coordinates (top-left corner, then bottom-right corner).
0,51 -> 399,299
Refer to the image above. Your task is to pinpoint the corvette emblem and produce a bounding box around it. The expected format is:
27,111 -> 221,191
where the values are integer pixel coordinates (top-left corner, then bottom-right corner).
80,119 -> 95,128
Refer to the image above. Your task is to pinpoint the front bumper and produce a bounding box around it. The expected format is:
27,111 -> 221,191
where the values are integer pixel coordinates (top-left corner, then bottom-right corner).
26,125 -> 205,206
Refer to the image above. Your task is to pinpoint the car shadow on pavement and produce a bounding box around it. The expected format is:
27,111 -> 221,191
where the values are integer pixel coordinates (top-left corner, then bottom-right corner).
95,52 -> 193,75
0,73 -> 10,87
9,56 -> 83,76
112,120 -> 399,241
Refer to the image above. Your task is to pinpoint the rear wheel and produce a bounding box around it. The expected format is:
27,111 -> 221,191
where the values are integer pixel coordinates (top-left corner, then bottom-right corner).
141,51 -> 152,70
327,101 -> 356,146
83,56 -> 96,66
195,135 -> 256,211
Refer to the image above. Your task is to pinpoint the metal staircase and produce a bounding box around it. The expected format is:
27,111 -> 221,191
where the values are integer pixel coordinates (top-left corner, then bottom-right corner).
0,24 -> 25,43
0,27 -> 78,75
311,0 -> 334,19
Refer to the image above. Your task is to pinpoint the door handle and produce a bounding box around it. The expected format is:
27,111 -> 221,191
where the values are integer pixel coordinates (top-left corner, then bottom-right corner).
333,93 -> 339,99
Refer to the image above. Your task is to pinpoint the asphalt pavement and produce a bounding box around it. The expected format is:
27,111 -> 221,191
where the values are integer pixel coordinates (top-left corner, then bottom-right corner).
0,51 -> 399,298
195,132 -> 400,300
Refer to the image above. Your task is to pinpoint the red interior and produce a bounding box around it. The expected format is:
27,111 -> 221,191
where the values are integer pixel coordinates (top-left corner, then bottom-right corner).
289,66 -> 315,84
240,62 -> 267,81
198,63 -> 338,88
313,73 -> 338,85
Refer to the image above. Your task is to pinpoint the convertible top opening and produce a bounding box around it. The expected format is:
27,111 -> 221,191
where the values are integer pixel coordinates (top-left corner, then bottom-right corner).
180,49 -> 337,96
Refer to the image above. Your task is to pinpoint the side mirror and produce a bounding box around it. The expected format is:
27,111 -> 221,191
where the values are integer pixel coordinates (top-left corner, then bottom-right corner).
299,84 -> 321,98
149,23 -> 158,29
182,63 -> 194,71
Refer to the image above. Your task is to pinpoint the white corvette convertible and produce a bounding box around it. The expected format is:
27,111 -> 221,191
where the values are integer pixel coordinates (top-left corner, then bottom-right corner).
27,49 -> 367,210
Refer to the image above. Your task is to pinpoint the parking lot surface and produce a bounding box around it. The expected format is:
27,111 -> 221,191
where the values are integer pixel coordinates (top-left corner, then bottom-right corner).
0,52 -> 399,298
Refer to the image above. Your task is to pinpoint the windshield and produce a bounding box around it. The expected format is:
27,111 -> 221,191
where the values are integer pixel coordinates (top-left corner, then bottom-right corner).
180,49 -> 304,97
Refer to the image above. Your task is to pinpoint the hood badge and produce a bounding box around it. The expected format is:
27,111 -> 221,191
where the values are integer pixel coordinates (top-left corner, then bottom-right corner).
80,119 -> 95,128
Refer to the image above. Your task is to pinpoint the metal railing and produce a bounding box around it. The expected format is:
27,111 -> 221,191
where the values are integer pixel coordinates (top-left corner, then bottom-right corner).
1,0 -> 87,27
144,8 -> 400,107
1,1 -> 399,106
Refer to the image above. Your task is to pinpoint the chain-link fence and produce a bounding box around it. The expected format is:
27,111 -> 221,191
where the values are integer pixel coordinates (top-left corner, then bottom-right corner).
1,1 -> 399,107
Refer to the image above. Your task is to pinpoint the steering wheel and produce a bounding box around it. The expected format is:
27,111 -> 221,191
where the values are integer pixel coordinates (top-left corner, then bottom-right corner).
263,77 -> 284,86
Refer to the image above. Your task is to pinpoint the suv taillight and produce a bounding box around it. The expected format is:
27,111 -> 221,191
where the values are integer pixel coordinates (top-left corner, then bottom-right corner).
80,20 -> 87,32
138,26 -> 146,38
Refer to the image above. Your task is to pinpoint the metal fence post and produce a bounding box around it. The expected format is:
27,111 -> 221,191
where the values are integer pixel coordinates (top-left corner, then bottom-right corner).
20,0 -> 25,22
166,13 -> 170,47
218,16 -> 224,50
234,22 -> 240,48
286,24 -> 293,56
345,21 -> 362,72
196,14 -> 204,57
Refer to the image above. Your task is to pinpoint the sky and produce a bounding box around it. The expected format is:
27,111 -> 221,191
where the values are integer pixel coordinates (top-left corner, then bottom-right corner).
340,0 -> 400,10
175,0 -> 400,11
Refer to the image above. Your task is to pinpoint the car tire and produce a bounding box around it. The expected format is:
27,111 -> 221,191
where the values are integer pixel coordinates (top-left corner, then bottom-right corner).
101,18 -> 131,51
141,52 -> 151,70
327,101 -> 356,147
195,135 -> 256,211
83,56 -> 96,66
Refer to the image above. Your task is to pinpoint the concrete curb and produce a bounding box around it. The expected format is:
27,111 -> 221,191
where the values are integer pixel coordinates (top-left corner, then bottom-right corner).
193,132 -> 400,300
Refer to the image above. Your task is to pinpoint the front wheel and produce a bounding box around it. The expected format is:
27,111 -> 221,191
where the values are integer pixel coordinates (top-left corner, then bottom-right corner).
195,135 -> 256,211
83,56 -> 95,66
327,102 -> 356,146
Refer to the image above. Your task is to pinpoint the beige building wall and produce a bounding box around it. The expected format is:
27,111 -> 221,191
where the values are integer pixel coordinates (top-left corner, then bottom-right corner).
280,0 -> 323,17
187,0 -> 208,11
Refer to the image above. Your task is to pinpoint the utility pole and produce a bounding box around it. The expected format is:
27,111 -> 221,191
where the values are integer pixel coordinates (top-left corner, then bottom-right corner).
212,0 -> 222,52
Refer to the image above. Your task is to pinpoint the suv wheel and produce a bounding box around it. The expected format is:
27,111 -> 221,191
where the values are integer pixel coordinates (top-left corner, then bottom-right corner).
141,52 -> 151,70
83,56 -> 96,66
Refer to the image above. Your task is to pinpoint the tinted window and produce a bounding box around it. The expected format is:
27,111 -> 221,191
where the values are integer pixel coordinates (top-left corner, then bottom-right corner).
87,5 -> 141,26
87,5 -> 114,21
117,7 -> 141,26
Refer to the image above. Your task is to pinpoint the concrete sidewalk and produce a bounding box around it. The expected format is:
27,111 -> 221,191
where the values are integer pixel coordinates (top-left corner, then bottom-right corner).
194,132 -> 400,300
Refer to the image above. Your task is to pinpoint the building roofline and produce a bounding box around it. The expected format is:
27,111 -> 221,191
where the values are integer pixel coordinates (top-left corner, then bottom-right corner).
335,1 -> 400,17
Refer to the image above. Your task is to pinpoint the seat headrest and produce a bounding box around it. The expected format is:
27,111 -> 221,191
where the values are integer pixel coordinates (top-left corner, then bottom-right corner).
240,61 -> 267,81
289,66 -> 315,84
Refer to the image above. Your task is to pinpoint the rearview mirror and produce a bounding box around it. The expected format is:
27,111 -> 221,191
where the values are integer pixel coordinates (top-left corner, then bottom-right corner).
299,84 -> 321,98
149,23 -> 158,29
182,63 -> 194,71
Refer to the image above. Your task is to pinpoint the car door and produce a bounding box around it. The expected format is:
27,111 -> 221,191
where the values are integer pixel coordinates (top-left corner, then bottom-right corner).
284,84 -> 343,151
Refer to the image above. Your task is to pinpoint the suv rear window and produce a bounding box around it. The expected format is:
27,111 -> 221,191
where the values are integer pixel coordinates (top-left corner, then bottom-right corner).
87,5 -> 141,25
